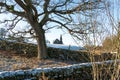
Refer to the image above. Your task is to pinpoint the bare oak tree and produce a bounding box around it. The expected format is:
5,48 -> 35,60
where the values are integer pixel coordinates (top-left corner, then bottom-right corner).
0,0 -> 104,59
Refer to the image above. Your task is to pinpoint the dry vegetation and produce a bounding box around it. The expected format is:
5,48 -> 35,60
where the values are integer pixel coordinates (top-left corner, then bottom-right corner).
0,50 -> 77,72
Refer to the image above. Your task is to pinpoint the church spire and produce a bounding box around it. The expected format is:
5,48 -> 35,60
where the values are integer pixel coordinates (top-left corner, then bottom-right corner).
60,35 -> 63,44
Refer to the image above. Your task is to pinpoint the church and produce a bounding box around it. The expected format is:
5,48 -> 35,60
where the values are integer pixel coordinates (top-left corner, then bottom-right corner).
46,35 -> 84,51
53,35 -> 63,44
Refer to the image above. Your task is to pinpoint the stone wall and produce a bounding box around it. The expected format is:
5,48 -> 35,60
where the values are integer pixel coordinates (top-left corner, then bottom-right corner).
47,47 -> 90,62
0,40 -> 37,56
0,60 -> 119,80
0,40 -> 116,62
0,40 -> 90,62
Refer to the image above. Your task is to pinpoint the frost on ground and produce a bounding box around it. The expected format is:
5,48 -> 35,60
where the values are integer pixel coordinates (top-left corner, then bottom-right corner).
0,50 -> 78,72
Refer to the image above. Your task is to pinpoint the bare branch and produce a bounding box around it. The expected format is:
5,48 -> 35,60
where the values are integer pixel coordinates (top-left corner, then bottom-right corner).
48,19 -> 86,34
0,2 -> 26,17
10,28 -> 36,39
23,0 -> 38,18
14,0 -> 27,11
51,0 -> 71,10
40,0 -> 50,26
0,16 -> 23,31
44,26 -> 56,31
51,0 -> 103,14
54,13 -> 72,22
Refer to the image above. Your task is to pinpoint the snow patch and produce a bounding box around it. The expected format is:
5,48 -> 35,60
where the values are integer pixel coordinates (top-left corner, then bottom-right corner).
47,44 -> 85,51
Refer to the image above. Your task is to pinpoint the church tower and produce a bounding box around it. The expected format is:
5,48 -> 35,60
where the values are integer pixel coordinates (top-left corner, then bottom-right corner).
60,35 -> 63,44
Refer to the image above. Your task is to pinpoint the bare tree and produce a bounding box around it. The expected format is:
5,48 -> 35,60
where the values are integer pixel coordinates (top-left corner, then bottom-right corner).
0,0 -> 104,59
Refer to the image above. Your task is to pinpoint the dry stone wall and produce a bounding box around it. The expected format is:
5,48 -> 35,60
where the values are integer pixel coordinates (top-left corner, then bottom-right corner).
0,40 -> 90,62
0,60 -> 118,80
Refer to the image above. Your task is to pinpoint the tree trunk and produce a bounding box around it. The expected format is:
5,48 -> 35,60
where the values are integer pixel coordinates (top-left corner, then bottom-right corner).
30,22 -> 47,59
26,11 -> 48,59
36,28 -> 47,59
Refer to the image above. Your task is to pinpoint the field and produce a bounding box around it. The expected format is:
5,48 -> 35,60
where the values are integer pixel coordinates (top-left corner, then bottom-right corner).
0,50 -> 77,72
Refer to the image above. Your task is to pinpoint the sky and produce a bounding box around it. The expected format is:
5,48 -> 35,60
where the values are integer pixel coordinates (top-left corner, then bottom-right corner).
45,28 -> 80,46
0,0 -> 120,47
44,0 -> 120,46
0,13 -> 81,46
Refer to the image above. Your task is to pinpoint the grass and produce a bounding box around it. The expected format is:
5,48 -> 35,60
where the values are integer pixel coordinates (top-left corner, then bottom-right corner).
0,50 -> 76,72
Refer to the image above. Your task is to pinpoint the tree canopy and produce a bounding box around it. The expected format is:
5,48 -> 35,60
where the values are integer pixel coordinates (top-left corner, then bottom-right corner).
0,0 -> 105,59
